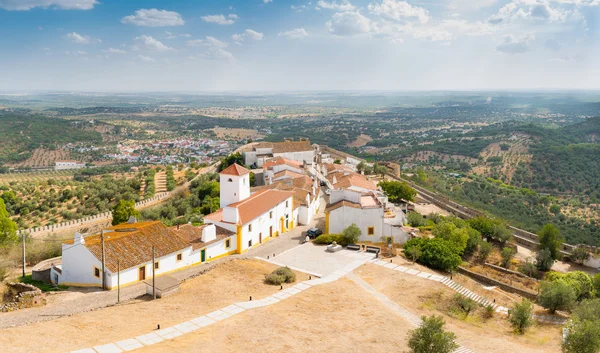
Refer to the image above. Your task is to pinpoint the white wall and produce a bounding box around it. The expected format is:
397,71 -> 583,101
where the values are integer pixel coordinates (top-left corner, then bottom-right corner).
328,206 -> 383,242
239,196 -> 293,252
105,246 -> 195,289
274,151 -> 313,164
60,243 -> 103,286
220,172 -> 250,208
330,189 -> 361,204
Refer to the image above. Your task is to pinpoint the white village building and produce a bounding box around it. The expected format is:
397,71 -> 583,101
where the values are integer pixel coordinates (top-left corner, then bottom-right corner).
55,160 -> 86,170
204,163 -> 296,254
323,164 -> 408,244
50,221 -> 235,289
243,140 -> 315,168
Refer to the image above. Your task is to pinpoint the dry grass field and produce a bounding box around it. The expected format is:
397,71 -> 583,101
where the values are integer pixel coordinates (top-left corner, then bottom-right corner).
347,133 -> 373,147
212,127 -> 264,140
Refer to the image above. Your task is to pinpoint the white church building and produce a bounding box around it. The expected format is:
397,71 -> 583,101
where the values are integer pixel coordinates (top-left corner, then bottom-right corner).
204,163 -> 296,254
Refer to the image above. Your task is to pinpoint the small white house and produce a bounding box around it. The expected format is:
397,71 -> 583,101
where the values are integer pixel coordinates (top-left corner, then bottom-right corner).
51,221 -> 235,289
244,141 -> 314,168
325,189 -> 408,244
55,160 -> 86,170
204,163 -> 295,254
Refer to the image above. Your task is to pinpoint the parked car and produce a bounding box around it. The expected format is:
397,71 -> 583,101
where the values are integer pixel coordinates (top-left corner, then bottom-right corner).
306,228 -> 323,239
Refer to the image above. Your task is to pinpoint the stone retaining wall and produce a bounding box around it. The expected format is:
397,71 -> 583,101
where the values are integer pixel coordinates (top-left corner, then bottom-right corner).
457,266 -> 538,301
0,283 -> 46,312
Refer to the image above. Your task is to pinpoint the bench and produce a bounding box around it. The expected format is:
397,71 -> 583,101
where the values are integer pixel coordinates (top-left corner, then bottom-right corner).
346,244 -> 361,251
365,246 -> 381,258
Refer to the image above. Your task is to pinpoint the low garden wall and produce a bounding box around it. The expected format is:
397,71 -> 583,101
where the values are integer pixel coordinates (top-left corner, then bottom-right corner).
0,283 -> 46,312
32,256 -> 62,283
457,266 -> 538,301
484,262 -> 536,280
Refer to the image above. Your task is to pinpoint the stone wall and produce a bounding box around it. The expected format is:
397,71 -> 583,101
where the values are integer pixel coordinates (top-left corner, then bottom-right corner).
32,256 -> 62,284
0,283 -> 46,312
457,266 -> 538,301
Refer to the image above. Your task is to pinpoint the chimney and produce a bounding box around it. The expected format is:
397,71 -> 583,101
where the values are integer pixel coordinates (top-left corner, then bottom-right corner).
201,224 -> 217,243
74,232 -> 85,245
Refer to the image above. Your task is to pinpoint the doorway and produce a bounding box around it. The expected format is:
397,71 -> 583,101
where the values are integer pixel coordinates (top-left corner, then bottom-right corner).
269,226 -> 273,238
259,233 -> 262,243
201,249 -> 206,262
138,266 -> 146,281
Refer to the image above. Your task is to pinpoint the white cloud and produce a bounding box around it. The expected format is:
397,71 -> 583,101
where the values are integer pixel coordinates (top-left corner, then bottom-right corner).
316,0 -> 355,11
488,0 -> 572,25
291,4 -> 308,11
187,36 -> 235,63
264,0 -> 273,3
278,28 -> 309,39
187,36 -> 228,48
137,55 -> 156,63
65,50 -> 88,56
202,14 -> 238,25
0,0 -> 97,10
326,11 -> 371,35
66,32 -> 101,44
368,0 -> 430,24
133,35 -> 173,52
104,48 -> 127,54
232,29 -> 264,43
121,9 -> 185,27
496,34 -> 535,54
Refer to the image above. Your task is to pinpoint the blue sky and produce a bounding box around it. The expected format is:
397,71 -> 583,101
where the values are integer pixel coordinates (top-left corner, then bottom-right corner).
0,0 -> 598,91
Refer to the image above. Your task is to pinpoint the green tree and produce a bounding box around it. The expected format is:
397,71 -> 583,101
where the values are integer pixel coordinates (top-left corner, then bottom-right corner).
549,204 -> 561,215
406,315 -> 459,353
571,247 -> 591,265
538,223 -> 563,260
463,228 -> 481,256
593,274 -> 600,298
0,198 -> 18,245
537,248 -> 554,271
500,247 -> 516,268
111,199 -> 139,226
478,241 -> 493,262
538,280 -> 577,314
378,180 -> 417,202
356,161 -> 366,173
562,299 -> 600,353
404,237 -> 462,272
373,163 -> 387,177
433,222 -> 469,254
508,299 -> 534,334
218,152 -> 245,171
338,223 -> 361,246
407,211 -> 424,227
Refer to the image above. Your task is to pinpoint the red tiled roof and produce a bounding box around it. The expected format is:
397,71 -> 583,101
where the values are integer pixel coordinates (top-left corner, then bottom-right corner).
263,156 -> 302,170
220,163 -> 250,176
71,221 -> 191,273
227,189 -> 293,225
172,224 -> 235,250
254,140 -> 312,153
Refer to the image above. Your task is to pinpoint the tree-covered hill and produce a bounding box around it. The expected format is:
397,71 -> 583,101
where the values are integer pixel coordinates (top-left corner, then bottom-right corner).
512,118 -> 600,196
0,113 -> 102,165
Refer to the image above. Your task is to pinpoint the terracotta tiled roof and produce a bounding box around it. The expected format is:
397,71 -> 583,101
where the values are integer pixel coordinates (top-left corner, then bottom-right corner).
328,172 -> 378,191
254,140 -> 312,153
204,208 -> 226,223
274,170 -> 304,179
76,221 -> 191,273
220,163 -> 250,176
262,156 -> 302,170
325,200 -> 362,213
172,224 -> 235,250
227,189 -> 293,225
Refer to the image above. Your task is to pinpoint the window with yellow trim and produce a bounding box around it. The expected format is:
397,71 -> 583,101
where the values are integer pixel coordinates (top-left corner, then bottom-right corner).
94,267 -> 101,278
176,253 -> 183,262
225,238 -> 231,249
368,226 -> 375,236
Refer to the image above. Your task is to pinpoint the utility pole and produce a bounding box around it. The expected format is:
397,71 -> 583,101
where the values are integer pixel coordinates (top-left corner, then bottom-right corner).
117,260 -> 120,303
21,233 -> 26,278
101,230 -> 106,290
152,245 -> 156,300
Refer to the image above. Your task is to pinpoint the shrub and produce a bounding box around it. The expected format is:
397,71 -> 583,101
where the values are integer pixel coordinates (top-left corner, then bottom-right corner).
545,271 -> 595,301
453,294 -> 477,317
538,280 -> 576,314
407,315 -> 458,353
562,299 -> 600,353
404,237 -> 462,272
478,241 -> 493,262
482,304 -> 495,320
500,247 -> 516,269
508,299 -> 533,334
537,223 -> 563,260
407,211 -> 424,227
265,267 -> 296,285
338,224 -> 361,246
518,259 -> 540,279
570,247 -> 591,265
536,248 -> 554,271
313,234 -> 339,245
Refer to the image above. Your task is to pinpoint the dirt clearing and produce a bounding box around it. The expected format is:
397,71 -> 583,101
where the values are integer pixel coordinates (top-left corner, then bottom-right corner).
0,259 -> 308,353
